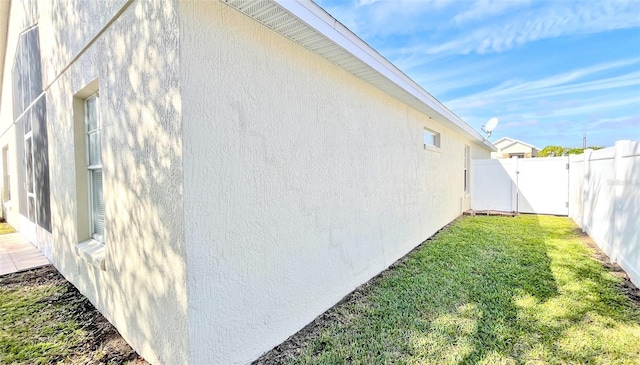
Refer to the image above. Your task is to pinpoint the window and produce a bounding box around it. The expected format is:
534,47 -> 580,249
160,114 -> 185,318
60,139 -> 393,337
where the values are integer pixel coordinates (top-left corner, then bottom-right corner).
2,146 -> 9,201
423,128 -> 440,150
464,145 -> 470,193
509,153 -> 525,159
85,94 -> 104,242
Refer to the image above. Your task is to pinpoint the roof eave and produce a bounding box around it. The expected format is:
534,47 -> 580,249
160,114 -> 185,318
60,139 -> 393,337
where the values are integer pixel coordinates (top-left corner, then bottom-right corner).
222,0 -> 496,152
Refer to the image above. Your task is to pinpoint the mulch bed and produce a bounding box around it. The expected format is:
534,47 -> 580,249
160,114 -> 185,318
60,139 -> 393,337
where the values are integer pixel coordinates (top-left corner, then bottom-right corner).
1,265 -> 149,365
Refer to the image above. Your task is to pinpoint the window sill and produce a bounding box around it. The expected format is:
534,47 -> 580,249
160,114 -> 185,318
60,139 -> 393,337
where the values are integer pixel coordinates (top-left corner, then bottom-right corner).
424,144 -> 441,153
75,239 -> 106,270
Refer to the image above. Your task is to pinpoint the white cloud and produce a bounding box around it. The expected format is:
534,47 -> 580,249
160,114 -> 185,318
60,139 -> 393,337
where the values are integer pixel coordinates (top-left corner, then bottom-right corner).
317,0 -> 640,146
444,59 -> 640,108
322,0 -> 458,39
453,0 -> 530,24
356,0 -> 382,6
419,0 -> 640,55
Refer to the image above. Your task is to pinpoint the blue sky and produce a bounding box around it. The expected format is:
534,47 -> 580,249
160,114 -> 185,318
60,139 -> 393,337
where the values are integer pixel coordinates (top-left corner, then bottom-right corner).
315,0 -> 640,148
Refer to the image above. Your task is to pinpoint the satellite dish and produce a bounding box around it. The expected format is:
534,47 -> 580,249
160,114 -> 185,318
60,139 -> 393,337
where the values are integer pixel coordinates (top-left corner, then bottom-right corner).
485,117 -> 498,132
481,117 -> 499,138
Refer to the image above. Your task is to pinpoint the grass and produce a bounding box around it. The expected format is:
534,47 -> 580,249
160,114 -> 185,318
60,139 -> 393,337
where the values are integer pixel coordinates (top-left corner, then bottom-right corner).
0,222 -> 15,235
0,270 -> 88,364
285,215 -> 640,364
0,267 -> 144,365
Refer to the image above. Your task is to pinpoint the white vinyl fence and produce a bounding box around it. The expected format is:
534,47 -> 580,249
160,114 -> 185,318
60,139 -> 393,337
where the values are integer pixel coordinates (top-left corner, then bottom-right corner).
569,140 -> 640,286
471,156 -> 569,215
471,140 -> 639,286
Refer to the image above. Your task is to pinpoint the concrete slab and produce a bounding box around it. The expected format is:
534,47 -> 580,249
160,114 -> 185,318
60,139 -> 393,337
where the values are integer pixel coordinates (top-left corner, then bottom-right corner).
0,232 -> 50,276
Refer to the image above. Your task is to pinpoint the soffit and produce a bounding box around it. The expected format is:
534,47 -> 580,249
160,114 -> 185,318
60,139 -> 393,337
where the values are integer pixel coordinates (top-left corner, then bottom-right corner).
220,0 -> 496,151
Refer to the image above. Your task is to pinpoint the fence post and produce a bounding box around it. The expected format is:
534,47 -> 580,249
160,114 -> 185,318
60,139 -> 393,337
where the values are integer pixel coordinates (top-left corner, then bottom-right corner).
581,149 -> 592,232
511,156 -> 519,213
611,140 -> 629,263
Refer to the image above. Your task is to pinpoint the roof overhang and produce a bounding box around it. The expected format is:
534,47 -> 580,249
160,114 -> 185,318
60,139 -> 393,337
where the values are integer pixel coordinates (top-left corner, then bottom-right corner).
220,0 -> 496,152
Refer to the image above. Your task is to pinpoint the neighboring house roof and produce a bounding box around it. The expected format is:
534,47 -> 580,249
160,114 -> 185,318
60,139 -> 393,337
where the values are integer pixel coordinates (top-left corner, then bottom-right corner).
493,137 -> 540,151
221,0 -> 495,151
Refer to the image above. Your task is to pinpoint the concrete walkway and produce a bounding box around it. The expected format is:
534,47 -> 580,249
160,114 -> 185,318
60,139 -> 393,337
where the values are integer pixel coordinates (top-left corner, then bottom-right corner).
0,232 -> 50,276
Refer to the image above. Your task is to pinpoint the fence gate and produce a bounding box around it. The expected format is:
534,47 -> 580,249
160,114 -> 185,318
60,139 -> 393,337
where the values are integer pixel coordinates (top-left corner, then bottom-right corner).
471,157 -> 569,216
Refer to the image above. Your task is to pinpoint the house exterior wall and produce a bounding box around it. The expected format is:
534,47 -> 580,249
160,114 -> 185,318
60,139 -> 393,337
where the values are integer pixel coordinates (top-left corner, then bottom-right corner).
180,1 -> 490,363
1,1 -> 493,363
491,139 -> 539,158
502,143 -> 532,154
0,0 -> 38,236
500,143 -> 534,158
0,1 -> 188,364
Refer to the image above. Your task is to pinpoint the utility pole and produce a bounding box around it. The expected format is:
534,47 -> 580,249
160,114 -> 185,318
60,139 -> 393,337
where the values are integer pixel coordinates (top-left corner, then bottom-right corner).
583,131 -> 587,149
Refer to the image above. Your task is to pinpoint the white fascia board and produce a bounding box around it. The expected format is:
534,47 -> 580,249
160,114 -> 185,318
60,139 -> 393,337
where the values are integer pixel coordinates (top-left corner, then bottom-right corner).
272,0 -> 495,151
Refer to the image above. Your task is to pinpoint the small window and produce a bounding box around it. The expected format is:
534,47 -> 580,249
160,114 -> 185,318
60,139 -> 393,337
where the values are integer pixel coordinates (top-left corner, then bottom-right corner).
424,128 -> 440,149
85,94 -> 104,242
509,153 -> 525,159
464,145 -> 470,193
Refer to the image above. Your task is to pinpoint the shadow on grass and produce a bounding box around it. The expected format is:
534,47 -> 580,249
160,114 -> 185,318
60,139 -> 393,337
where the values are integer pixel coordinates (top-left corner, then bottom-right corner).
412,215 -> 640,364
400,214 -> 561,364
255,215 -> 640,364
451,215 -> 559,363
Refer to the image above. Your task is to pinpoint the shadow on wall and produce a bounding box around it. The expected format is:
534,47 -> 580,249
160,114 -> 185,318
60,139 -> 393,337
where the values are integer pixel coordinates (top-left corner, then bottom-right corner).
616,149 -> 639,282
583,151 -> 615,247
10,14 -> 52,234
576,143 -> 640,287
45,1 -> 186,364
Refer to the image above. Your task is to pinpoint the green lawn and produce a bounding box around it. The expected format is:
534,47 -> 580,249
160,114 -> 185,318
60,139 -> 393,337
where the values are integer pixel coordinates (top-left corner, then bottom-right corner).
0,270 -> 144,364
0,270 -> 86,364
284,215 -> 640,364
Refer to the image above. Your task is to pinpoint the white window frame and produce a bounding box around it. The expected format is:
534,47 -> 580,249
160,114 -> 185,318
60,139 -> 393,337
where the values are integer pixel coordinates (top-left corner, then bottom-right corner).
85,93 -> 103,243
423,128 -> 441,152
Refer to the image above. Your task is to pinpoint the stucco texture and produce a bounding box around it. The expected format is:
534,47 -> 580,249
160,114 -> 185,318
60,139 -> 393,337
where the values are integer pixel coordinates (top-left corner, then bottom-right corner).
180,1 -> 489,363
0,0 -> 40,231
4,1 -> 189,364
1,1 -> 492,363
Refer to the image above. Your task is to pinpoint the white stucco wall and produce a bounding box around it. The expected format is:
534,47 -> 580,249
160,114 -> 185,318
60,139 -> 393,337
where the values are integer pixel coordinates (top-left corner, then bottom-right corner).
2,1 -> 492,363
0,0 -> 37,230
0,1 -> 189,364
180,2 -> 490,363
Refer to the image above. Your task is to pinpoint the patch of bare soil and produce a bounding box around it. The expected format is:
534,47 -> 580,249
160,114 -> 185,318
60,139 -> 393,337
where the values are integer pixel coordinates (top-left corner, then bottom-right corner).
575,228 -> 640,308
1,265 -> 150,365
